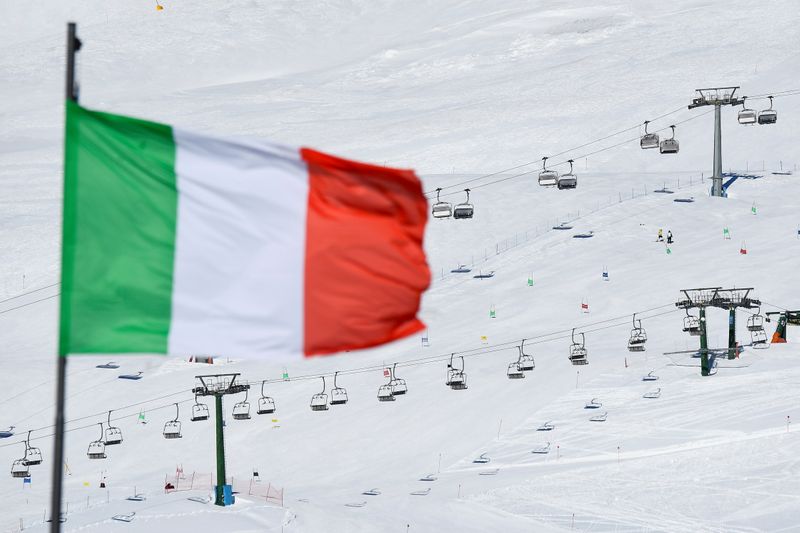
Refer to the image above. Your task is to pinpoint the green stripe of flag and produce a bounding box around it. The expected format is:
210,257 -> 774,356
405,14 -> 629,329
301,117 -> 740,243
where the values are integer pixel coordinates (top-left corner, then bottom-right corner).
60,101 -> 178,356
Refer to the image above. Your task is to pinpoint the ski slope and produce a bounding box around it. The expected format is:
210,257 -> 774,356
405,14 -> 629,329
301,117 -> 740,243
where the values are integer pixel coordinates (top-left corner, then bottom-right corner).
2,1 -> 800,532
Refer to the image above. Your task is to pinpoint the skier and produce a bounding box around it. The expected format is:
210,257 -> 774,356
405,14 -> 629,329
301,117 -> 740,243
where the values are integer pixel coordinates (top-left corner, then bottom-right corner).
667,230 -> 673,244
657,228 -> 664,242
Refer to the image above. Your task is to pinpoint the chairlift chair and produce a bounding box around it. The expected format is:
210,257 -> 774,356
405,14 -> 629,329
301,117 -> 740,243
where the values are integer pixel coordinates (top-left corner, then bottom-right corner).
104,411 -> 123,446
642,371 -> 659,382
519,339 -> 535,371
659,125 -> 679,154
758,96 -> 777,125
330,371 -> 348,406
389,363 -> 407,395
584,398 -> 603,409
96,361 -> 120,369
747,310 -> 765,332
568,329 -> 588,365
163,404 -> 182,439
538,156 -> 559,187
738,97 -> 757,125
22,430 -> 42,466
256,381 -> 276,415
507,361 -> 525,380
531,442 -> 551,454
640,120 -> 660,149
453,189 -> 474,219
191,395 -> 210,421
751,328 -> 768,347
11,455 -> 30,478
87,423 -> 108,458
627,314 -> 647,352
377,384 -> 396,402
683,311 -> 701,336
473,453 -> 491,464
589,412 -> 608,422
310,377 -> 329,411
232,390 -> 252,420
431,188 -> 453,219
446,354 -> 468,390
643,388 -> 662,399
557,160 -> 577,189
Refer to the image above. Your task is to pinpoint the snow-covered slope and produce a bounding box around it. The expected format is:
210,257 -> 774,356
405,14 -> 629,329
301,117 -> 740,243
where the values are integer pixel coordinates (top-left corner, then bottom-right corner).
1,1 -> 799,532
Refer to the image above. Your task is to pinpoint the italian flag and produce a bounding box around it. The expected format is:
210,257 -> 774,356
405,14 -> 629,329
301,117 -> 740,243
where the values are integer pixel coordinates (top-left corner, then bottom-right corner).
60,101 -> 430,358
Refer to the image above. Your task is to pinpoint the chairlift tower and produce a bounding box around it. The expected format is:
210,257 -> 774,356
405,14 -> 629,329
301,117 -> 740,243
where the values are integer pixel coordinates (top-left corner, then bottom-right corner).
193,374 -> 249,506
765,310 -> 800,342
676,287 -> 760,375
688,87 -> 743,197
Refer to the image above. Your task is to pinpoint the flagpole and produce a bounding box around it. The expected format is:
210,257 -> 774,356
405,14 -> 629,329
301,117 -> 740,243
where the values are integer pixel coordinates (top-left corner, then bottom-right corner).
50,21 -> 80,533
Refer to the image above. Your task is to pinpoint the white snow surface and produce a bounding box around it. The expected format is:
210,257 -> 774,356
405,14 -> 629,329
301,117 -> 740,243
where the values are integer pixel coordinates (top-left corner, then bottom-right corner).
1,1 -> 800,532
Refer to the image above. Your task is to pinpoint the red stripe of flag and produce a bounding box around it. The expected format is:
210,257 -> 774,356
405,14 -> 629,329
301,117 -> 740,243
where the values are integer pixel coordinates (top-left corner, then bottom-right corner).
301,148 -> 430,356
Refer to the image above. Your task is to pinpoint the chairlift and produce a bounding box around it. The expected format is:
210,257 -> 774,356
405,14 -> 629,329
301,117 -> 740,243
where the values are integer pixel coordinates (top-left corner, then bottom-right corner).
118,371 -> 143,380
96,361 -> 120,369
362,488 -> 382,496
584,398 -> 603,409
627,313 -> 647,352
569,329 -> 588,365
589,412 -> 608,422
751,328 -> 768,347
537,421 -> 555,432
557,159 -> 577,190
531,442 -> 551,454
473,453 -> 491,464
659,125 -> 679,154
11,450 -> 30,478
643,388 -> 661,399
191,394 -> 210,421
20,430 -> 42,466
445,354 -> 468,390
330,371 -> 348,406
377,383 -> 395,402
256,381 -> 276,415
0,426 -> 14,439
507,360 -> 525,380
389,363 -> 407,395
642,370 -> 659,382
738,97 -> 757,125
519,339 -> 535,371
310,377 -> 329,411
112,513 -> 136,523
453,189 -> 474,219
87,423 -> 108,458
431,188 -> 453,219
104,410 -> 123,446
538,156 -> 559,187
758,96 -> 777,125
232,389 -> 252,420
640,120 -> 660,149
163,403 -> 182,439
747,309 -> 765,332
683,311 -> 701,336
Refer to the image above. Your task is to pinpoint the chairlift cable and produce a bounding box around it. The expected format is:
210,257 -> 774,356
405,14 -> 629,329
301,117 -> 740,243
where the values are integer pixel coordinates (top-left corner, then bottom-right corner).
433,110 -> 713,198
425,104 -> 688,195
